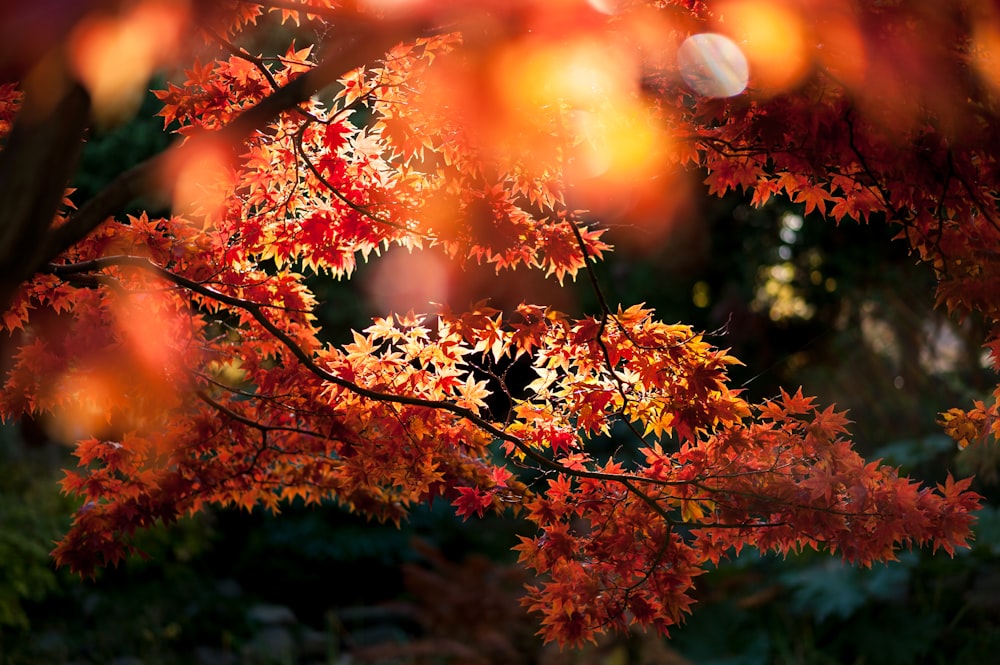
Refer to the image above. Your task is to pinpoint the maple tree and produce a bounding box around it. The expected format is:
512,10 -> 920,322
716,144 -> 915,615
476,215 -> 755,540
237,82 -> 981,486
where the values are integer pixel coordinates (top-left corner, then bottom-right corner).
0,0 -> 994,646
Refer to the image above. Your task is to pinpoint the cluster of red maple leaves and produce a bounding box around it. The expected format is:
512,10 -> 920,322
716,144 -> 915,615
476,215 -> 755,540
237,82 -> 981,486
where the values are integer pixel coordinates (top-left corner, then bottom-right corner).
0,0 -> 994,645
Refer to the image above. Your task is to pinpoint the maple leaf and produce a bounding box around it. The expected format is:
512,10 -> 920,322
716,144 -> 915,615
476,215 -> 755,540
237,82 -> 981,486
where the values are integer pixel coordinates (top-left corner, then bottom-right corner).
0,0 -> 993,649
793,184 -> 838,216
454,486 -> 494,519
454,375 -> 491,413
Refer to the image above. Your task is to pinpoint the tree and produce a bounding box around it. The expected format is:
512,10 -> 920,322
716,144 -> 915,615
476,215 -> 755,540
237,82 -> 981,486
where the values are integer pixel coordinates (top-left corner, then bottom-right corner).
0,0 -> 990,645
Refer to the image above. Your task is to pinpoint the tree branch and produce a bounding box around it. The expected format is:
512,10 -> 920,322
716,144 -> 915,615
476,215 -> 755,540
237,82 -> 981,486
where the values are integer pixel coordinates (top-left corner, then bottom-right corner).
43,255 -> 690,493
46,254 -> 877,538
15,11 -> 431,312
0,81 -> 90,310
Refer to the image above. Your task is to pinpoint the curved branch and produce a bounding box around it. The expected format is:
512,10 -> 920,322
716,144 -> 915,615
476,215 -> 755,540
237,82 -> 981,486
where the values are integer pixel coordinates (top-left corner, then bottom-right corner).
33,11 -> 433,282
45,257 -> 878,534
293,120 -> 418,234
196,389 -> 330,440
0,82 -> 90,310
44,255 -> 689,495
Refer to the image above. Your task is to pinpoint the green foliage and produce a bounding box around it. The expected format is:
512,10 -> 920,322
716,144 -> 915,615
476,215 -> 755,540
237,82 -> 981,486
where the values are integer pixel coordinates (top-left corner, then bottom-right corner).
970,505 -> 1000,557
669,601 -> 772,665
872,435 -> 955,471
0,428 -> 73,629
779,554 -> 916,622
0,507 -> 60,629
71,88 -> 170,206
668,420 -> 1000,664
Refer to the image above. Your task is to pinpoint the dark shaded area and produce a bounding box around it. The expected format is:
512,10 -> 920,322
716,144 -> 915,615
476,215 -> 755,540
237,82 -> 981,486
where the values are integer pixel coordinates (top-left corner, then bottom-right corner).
2,52 -> 1000,665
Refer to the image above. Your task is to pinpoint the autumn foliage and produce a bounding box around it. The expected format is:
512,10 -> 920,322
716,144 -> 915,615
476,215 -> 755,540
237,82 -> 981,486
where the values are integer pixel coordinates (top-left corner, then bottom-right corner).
0,0 -> 995,645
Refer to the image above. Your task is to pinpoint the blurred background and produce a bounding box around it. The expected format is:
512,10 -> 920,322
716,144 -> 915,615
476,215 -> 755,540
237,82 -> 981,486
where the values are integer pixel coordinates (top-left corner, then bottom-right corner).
4,0 -> 1000,658
1,76 -> 999,665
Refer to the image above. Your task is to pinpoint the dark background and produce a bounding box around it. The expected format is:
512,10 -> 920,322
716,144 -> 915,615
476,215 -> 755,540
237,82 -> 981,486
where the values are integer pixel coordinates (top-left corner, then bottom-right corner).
2,73 -> 999,665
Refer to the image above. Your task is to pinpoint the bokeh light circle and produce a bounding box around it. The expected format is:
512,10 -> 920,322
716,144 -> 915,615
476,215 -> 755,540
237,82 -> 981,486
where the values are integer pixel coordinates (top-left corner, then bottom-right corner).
677,33 -> 749,98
